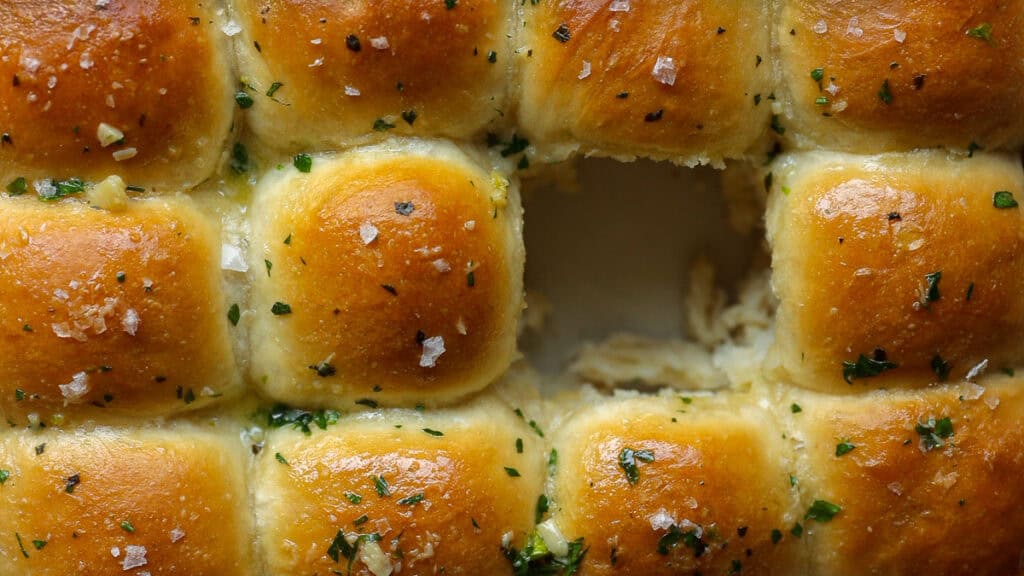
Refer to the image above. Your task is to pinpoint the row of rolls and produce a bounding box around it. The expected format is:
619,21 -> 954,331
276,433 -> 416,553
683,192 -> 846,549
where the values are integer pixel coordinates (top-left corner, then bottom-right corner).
1,379 -> 1022,574
1,0 -> 1023,192
3,139 -> 1024,420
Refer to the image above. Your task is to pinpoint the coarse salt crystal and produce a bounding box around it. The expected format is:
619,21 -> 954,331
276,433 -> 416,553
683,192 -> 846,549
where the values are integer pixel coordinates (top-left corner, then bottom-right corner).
105,94 -> 115,108
309,57 -> 324,67
359,222 -> 378,245
310,37 -> 322,45
111,546 -> 120,558
370,36 -> 390,50
847,16 -> 863,37
344,85 -> 361,96
578,60 -> 591,80
420,336 -> 445,368
813,19 -> 828,34
221,20 -> 242,37
652,56 -> 677,86
648,509 -> 676,531
894,28 -> 906,43
464,220 -> 476,231
432,259 -> 451,273
609,0 -> 630,12
965,358 -> 989,381
122,308 -> 140,336
170,528 -> 185,543
122,545 -> 147,570
220,244 -> 248,272
59,371 -> 89,401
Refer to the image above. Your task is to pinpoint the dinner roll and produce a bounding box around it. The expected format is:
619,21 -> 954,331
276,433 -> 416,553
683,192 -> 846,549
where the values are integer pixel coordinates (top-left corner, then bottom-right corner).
516,0 -> 772,165
547,394 -> 803,575
0,193 -> 240,423
255,396 -> 544,575
231,0 -> 511,151
250,139 -> 523,409
0,0 -> 234,190
776,0 -> 1024,152
0,425 -> 253,575
785,379 -> 1024,575
766,151 -> 1024,391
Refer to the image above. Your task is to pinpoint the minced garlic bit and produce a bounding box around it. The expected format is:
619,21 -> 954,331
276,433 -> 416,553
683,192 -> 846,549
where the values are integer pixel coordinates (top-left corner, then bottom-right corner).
96,122 -> 124,147
87,175 -> 128,212
358,539 -> 393,576
420,336 -> 446,368
489,173 -> 509,208
652,56 -> 677,86
112,147 -> 137,162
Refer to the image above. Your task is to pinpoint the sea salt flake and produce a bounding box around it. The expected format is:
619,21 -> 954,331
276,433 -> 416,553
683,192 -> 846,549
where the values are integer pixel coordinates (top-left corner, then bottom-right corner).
420,336 -> 445,368
652,56 -> 677,86
370,36 -> 390,50
59,371 -> 89,401
359,222 -> 378,245
344,85 -> 361,96
122,308 -> 140,336
813,19 -> 828,34
609,0 -> 630,11
578,60 -> 591,80
894,28 -> 907,43
122,545 -> 147,570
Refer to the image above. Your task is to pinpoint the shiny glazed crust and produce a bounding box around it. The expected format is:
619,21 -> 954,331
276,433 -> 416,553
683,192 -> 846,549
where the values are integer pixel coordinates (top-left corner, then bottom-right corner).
0,195 -> 241,422
250,140 -> 523,408
0,0 -> 234,189
767,150 -> 1024,391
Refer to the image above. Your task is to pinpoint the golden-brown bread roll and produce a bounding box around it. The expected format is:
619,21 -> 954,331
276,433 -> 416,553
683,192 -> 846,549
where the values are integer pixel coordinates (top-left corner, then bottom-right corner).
776,0 -> 1024,152
0,0 -> 234,190
547,394 -> 803,575
516,0 -> 772,165
785,379 -> 1024,575
255,396 -> 544,575
231,0 -> 511,151
766,150 -> 1024,391
250,139 -> 523,409
0,425 -> 253,575
0,193 -> 241,423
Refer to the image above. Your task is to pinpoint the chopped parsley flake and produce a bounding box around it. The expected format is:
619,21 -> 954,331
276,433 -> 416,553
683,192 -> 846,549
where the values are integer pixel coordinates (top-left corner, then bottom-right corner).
966,23 -> 993,43
552,24 -> 571,43
878,79 -> 893,105
504,466 -> 521,477
535,494 -> 549,524
923,271 -> 942,306
227,303 -> 241,326
65,473 -> 80,493
835,441 -> 855,457
234,90 -> 254,109
308,361 -> 336,377
32,539 -> 46,550
931,354 -> 951,382
271,302 -> 292,315
38,177 -> 86,201
6,177 -> 26,195
618,447 -> 655,485
916,416 -> 954,450
120,520 -> 135,533
373,118 -> 396,132
422,428 -> 444,437
842,351 -> 897,383
994,190 -> 1018,209
355,398 -> 378,408
771,529 -> 783,544
373,475 -> 390,497
656,523 -> 707,557
267,404 -> 340,435
790,403 -> 802,414
275,452 -> 288,465
345,492 -> 362,504
293,153 -> 313,173
395,201 -> 415,216
401,110 -> 418,126
445,0 -> 458,9
0,470 -> 7,484
770,114 -> 785,135
397,493 -> 425,506
266,82 -> 283,97
230,142 -> 249,174
805,499 -> 841,522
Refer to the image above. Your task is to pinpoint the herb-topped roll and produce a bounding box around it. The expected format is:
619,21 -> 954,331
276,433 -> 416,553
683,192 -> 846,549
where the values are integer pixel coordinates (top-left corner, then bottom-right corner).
0,189 -> 241,424
783,379 -> 1024,575
254,395 -> 545,576
766,150 -> 1024,391
249,139 -> 524,409
0,424 -> 254,575
544,393 -> 803,575
515,0 -> 772,165
0,0 -> 234,190
230,0 -> 512,151
776,0 -> 1024,152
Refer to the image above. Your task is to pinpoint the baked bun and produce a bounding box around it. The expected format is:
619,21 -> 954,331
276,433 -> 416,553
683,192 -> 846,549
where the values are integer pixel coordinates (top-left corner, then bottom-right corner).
766,150 -> 1024,391
250,139 -> 523,408
516,0 -> 771,165
0,425 -> 253,575
785,379 -> 1024,575
231,0 -> 511,150
777,0 -> 1024,152
0,193 -> 240,423
255,396 -> 544,575
547,394 -> 802,575
0,0 -> 234,190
